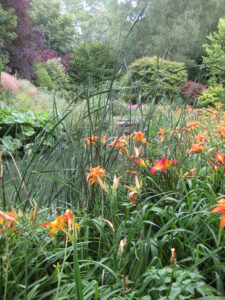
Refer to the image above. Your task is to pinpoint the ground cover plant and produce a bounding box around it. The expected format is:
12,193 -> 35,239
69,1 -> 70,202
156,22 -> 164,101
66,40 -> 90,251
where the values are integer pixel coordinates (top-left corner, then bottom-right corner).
1,93 -> 225,299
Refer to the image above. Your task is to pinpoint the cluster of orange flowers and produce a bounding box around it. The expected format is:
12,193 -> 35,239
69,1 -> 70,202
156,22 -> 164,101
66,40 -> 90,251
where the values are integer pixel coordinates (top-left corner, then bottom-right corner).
0,208 -> 80,240
41,209 -> 80,238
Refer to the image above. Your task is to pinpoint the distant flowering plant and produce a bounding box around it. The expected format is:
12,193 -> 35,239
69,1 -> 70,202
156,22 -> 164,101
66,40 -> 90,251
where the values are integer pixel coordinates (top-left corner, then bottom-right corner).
188,143 -> 204,155
108,136 -> 129,156
41,209 -> 80,238
194,131 -> 208,143
150,157 -> 179,174
86,166 -> 108,189
186,121 -> 206,130
108,136 -> 127,149
85,135 -> 99,148
130,131 -> 149,144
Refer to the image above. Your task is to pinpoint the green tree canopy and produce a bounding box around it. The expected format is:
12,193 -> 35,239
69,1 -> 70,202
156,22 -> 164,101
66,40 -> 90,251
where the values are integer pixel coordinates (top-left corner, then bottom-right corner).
30,0 -> 75,55
0,4 -> 17,69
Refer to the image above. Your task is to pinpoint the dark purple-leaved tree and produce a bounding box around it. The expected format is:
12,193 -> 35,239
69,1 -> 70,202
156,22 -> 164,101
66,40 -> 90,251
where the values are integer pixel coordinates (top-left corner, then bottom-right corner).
2,0 -> 43,78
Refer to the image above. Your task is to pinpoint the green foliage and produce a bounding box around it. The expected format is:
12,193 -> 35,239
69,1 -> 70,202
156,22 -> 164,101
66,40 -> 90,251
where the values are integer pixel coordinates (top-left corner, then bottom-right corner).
45,58 -> 69,91
0,4 -> 17,71
203,18 -> 225,85
120,56 -> 187,104
34,63 -> 54,90
68,41 -> 115,92
30,0 -> 75,54
198,84 -> 225,107
0,105 -> 57,153
0,57 -> 2,83
139,267 -> 215,299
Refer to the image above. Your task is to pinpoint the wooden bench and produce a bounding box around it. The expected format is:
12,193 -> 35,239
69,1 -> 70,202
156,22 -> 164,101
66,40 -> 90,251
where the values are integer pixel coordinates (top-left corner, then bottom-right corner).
115,119 -> 140,135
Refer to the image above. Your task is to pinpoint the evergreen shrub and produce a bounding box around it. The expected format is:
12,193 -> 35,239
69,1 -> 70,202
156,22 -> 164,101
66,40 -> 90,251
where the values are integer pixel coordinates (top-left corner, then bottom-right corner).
68,41 -> 115,93
198,84 -> 225,107
120,56 -> 187,104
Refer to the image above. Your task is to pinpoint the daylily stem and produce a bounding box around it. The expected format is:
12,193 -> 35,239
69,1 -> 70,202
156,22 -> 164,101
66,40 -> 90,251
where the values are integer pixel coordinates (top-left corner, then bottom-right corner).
217,224 -> 222,248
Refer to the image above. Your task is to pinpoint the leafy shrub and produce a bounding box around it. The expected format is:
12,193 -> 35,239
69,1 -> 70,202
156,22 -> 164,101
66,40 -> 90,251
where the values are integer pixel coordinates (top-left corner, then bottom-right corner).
68,41 -> 115,92
198,84 -> 225,107
34,63 -> 54,90
45,58 -> 69,91
139,266 -> 215,299
181,81 -> 206,105
120,56 -> 187,104
0,105 -> 58,153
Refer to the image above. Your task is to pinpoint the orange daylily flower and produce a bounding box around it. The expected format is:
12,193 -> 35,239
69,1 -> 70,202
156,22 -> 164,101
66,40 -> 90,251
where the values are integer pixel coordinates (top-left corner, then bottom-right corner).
108,137 -> 127,149
108,136 -> 129,156
0,211 -> 17,226
41,209 -> 80,238
217,126 -> 225,139
187,121 -> 206,130
86,166 -> 107,188
85,135 -> 99,147
194,131 -> 208,143
41,216 -> 63,238
130,131 -> 149,144
188,143 -> 204,155
62,209 -> 74,231
210,201 -> 225,229
163,158 -> 179,169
